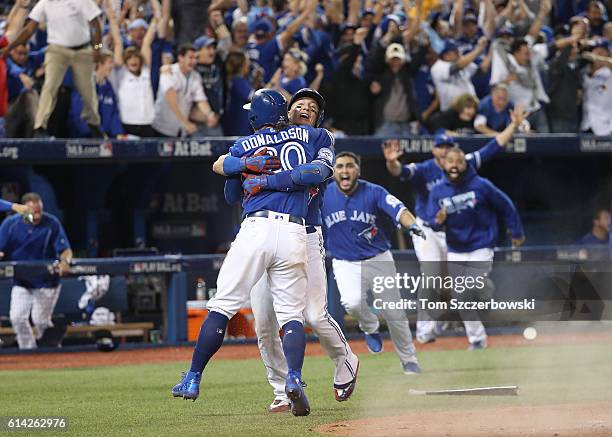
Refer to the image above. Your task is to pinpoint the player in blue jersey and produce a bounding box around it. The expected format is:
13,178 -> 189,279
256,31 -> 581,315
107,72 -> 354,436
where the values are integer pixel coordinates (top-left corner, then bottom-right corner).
424,147 -> 524,349
382,107 -> 527,343
322,151 -> 426,374
172,89 -> 332,416
215,89 -> 359,412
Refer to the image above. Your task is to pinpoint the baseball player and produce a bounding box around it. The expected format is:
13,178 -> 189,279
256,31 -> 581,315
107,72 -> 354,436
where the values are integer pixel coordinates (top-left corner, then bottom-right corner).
0,193 -> 72,350
424,147 -> 524,349
220,89 -> 359,412
322,151 -> 426,374
382,107 -> 527,343
172,89 -> 334,417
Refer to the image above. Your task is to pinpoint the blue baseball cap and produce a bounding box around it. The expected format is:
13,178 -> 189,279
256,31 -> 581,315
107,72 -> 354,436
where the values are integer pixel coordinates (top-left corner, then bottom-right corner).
252,18 -> 274,36
591,38 -> 610,52
194,35 -> 216,50
128,18 -> 149,31
462,12 -> 478,24
440,40 -> 459,56
497,25 -> 514,37
434,134 -> 457,148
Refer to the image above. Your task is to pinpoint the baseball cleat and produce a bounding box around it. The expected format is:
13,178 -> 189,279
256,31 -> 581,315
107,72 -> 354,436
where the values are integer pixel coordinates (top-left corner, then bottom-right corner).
285,371 -> 310,416
171,371 -> 201,401
416,333 -> 437,344
365,333 -> 383,354
468,339 -> 488,351
267,397 -> 291,413
402,361 -> 422,375
334,359 -> 359,402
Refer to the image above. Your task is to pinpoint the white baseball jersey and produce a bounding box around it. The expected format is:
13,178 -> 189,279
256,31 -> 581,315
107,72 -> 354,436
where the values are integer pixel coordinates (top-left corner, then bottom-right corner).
29,0 -> 101,47
581,66 -> 612,135
431,59 -> 478,111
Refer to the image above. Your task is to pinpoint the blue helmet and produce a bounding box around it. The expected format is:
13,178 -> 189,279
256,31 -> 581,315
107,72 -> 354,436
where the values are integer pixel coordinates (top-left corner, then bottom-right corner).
243,89 -> 288,130
289,88 -> 326,127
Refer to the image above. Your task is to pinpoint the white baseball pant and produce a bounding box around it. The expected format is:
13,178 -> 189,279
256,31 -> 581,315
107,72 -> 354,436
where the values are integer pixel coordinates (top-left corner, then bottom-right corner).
251,227 -> 358,400
208,215 -> 308,327
447,248 -> 492,344
332,250 -> 418,365
9,285 -> 62,349
412,217 -> 447,341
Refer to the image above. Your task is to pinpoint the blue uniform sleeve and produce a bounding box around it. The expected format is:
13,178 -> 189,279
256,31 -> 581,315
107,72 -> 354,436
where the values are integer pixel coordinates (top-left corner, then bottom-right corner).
0,217 -> 12,252
228,140 -> 245,158
400,162 -> 426,182
466,138 -> 502,169
224,177 -> 243,205
423,187 -> 444,231
483,180 -> 524,239
0,199 -> 13,212
52,221 -> 71,256
375,185 -> 407,225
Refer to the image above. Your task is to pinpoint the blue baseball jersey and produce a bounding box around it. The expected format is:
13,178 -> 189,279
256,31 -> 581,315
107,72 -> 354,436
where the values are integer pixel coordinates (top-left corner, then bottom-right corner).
322,180 -> 407,261
401,139 -> 502,221
246,37 -> 283,83
229,125 -> 335,218
0,212 -> 71,288
424,165 -> 523,253
477,95 -> 514,131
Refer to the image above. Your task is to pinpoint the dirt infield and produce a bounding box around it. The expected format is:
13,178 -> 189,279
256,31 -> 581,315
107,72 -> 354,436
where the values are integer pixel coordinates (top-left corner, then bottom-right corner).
1,330 -> 611,371
315,402 -> 612,437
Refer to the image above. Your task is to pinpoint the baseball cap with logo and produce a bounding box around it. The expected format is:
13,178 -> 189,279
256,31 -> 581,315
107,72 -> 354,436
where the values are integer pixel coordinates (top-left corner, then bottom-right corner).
434,133 -> 457,148
386,43 -> 406,61
252,18 -> 274,36
440,40 -> 459,56
462,12 -> 478,24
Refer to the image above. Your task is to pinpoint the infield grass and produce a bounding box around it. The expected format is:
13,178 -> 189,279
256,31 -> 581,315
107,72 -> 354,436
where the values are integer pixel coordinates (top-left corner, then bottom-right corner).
2,340 -> 612,436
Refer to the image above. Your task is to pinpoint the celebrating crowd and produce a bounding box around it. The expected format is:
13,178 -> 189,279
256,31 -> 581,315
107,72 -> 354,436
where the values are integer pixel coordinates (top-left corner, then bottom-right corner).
0,0 -> 611,139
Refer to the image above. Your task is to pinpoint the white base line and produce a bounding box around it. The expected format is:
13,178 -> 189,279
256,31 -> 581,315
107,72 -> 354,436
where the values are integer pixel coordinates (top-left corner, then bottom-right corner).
408,385 -> 519,396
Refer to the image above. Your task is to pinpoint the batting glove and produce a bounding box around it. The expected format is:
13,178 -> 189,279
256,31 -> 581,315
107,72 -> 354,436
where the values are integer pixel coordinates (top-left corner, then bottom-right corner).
242,173 -> 269,198
240,154 -> 280,174
407,223 -> 426,240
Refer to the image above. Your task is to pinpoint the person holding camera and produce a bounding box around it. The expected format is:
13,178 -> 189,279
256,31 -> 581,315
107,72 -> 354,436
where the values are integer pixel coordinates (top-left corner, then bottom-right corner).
0,192 -> 72,350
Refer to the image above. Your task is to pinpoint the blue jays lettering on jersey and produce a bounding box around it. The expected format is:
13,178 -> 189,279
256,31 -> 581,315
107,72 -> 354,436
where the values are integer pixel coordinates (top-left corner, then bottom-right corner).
229,125 -> 335,218
322,180 -> 407,261
424,165 -> 523,253
246,37 -> 282,83
0,213 -> 71,288
401,139 -> 503,220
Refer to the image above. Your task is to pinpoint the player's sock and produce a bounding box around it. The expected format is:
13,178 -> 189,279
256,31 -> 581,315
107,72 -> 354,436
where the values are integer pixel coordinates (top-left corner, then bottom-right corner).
281,320 -> 306,376
189,311 -> 229,373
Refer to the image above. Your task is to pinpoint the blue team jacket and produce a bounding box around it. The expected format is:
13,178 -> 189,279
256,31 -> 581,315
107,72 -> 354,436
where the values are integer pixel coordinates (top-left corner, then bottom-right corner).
425,165 -> 524,253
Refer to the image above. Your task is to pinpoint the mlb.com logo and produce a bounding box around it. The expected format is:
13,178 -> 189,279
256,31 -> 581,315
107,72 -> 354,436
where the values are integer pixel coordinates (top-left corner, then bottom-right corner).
159,141 -> 175,157
65,141 -> 113,158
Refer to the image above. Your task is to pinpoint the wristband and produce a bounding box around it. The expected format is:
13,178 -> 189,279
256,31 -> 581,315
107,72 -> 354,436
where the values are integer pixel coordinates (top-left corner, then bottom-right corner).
222,155 -> 244,176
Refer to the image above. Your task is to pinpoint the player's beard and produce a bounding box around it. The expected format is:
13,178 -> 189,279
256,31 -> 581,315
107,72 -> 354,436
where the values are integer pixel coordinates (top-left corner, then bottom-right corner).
445,167 -> 465,184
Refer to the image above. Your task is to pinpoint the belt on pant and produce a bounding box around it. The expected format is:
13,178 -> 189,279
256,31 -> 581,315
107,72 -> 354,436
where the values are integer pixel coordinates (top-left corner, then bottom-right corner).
67,42 -> 91,50
246,210 -> 305,226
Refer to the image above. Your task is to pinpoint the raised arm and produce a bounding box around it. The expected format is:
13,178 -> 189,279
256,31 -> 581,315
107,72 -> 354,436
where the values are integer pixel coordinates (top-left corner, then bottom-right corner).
278,0 -> 316,51
158,0 -> 171,39
450,0 -> 465,38
402,0 -> 422,44
527,0 -> 551,40
4,0 -> 31,44
104,0 -> 123,67
142,18 -> 158,66
454,36 -> 488,70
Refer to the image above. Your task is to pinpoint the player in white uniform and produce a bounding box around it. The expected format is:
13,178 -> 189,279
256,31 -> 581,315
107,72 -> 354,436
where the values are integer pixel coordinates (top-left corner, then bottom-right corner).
172,89 -> 334,417
383,109 -> 526,343
216,89 -> 359,413
581,40 -> 612,136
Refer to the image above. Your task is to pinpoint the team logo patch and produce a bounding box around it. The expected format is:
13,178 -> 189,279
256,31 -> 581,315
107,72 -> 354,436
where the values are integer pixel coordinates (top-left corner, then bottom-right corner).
385,194 -> 403,208
358,225 -> 379,243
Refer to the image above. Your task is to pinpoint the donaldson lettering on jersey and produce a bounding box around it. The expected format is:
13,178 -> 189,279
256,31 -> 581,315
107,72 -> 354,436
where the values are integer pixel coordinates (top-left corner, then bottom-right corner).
438,191 -> 477,213
324,210 -> 377,228
240,127 -> 310,151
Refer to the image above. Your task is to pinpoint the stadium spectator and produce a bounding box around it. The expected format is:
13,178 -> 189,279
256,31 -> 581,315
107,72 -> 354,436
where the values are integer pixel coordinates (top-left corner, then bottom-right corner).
490,0 -> 552,132
221,51 -> 253,136
0,192 -> 72,350
326,27 -> 371,135
171,0 -> 209,45
431,37 -> 488,111
547,37 -> 583,133
474,84 -> 515,134
584,0 -> 607,36
5,0 -> 106,139
69,50 -> 124,139
152,43 -> 218,137
581,40 -> 612,135
112,10 -> 157,137
246,0 -> 316,83
577,208 -> 610,245
427,92 -> 479,135
495,0 -> 537,37
267,48 -> 309,99
5,41 -> 44,138
191,36 -> 224,136
0,0 -> 35,137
